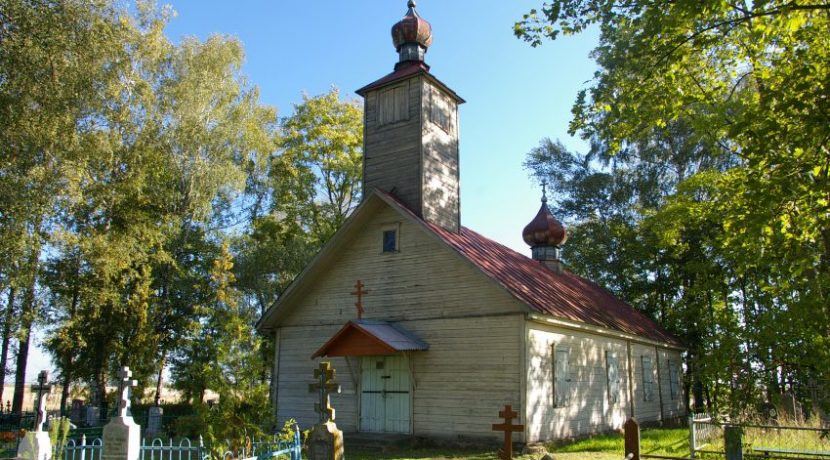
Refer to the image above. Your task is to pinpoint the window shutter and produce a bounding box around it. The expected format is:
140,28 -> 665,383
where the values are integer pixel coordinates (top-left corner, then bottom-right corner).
554,346 -> 570,407
378,85 -> 409,126
669,359 -> 680,400
606,351 -> 620,404
642,356 -> 654,402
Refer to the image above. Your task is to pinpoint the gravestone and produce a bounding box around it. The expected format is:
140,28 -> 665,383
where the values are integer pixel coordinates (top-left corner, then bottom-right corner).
17,370 -> 52,460
624,418 -> 640,460
307,362 -> 344,460
146,406 -> 163,438
85,406 -> 101,427
724,425 -> 743,460
70,399 -> 85,425
102,367 -> 140,460
491,405 -> 524,460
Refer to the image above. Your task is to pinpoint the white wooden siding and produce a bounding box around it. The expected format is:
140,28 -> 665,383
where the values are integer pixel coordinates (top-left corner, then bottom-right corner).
279,205 -> 524,327
657,348 -> 686,418
273,202 -> 526,440
526,324 -> 632,442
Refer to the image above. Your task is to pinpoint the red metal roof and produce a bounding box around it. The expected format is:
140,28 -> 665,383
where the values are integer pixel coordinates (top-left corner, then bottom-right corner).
376,191 -> 681,347
355,61 -> 465,103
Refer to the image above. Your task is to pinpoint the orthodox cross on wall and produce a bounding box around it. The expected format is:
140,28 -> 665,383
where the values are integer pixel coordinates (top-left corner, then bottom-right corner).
351,280 -> 369,319
116,366 -> 138,417
31,370 -> 51,431
491,404 -> 524,460
308,362 -> 341,424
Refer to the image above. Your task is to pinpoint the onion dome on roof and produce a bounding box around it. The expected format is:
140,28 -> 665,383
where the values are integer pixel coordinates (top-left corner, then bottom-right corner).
391,1 -> 432,65
523,183 -> 567,273
522,189 -> 567,248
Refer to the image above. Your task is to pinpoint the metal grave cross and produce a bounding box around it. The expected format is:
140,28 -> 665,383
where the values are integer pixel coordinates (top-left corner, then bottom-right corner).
491,405 -> 525,460
308,362 -> 341,423
116,366 -> 138,417
31,370 -> 51,431
351,280 -> 368,319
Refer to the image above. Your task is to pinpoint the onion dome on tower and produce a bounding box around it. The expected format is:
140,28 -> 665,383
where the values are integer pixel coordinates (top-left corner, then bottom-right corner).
391,1 -> 433,68
523,183 -> 567,273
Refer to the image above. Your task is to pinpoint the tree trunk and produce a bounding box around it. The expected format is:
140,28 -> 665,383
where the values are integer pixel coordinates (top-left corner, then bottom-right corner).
60,268 -> 81,415
12,239 -> 40,413
0,287 -> 16,406
154,353 -> 166,405
60,366 -> 72,417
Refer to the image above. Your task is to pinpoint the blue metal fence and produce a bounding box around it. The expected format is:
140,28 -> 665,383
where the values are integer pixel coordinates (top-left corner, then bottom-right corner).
64,435 -> 102,460
62,427 -> 301,460
140,438 -> 207,460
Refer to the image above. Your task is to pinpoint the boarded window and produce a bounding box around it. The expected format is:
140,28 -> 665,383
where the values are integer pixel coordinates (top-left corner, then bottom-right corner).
378,85 -> 408,126
606,351 -> 621,405
642,356 -> 655,402
553,345 -> 570,407
430,89 -> 451,132
669,359 -> 680,400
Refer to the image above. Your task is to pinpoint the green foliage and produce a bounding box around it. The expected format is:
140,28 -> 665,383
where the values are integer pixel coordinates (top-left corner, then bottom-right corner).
520,0 -> 830,412
172,242 -> 273,445
234,88 -> 363,315
48,417 -> 72,460
276,88 -> 363,243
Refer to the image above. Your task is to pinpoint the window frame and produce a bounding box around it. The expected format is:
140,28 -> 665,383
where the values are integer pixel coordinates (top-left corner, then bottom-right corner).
606,350 -> 621,405
553,344 -> 571,408
381,223 -> 401,254
641,355 -> 655,402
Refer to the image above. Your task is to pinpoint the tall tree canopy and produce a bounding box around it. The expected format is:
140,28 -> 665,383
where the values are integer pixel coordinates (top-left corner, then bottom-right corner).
1,1 -> 363,434
517,1 -> 829,414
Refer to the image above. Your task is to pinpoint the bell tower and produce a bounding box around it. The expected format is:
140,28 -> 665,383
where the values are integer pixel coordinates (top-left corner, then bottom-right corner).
356,1 -> 465,233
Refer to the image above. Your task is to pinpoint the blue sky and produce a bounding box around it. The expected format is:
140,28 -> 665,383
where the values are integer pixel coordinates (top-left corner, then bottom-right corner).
25,1 -> 600,379
160,0 -> 600,253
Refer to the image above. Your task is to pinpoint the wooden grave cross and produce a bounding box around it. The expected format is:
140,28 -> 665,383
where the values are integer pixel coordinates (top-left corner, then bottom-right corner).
309,362 -> 341,423
116,366 -> 138,417
351,280 -> 368,319
31,370 -> 51,431
492,404 -> 524,460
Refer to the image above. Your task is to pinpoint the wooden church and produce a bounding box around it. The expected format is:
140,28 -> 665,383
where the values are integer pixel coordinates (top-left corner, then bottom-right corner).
256,1 -> 686,443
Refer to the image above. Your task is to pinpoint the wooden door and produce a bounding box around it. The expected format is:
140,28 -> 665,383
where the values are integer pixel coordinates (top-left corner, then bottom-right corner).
360,355 -> 411,433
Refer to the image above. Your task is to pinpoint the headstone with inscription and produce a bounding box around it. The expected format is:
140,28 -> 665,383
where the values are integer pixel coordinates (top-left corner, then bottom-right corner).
17,370 -> 52,460
102,367 -> 140,460
307,362 -> 344,460
146,406 -> 163,438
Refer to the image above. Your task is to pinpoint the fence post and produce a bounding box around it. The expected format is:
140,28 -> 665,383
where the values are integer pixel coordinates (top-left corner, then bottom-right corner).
724,425 -> 743,460
689,414 -> 696,459
624,418 -> 640,460
292,423 -> 302,460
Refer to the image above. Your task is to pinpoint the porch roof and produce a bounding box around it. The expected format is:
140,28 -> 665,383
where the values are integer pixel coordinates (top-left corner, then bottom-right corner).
311,320 -> 429,359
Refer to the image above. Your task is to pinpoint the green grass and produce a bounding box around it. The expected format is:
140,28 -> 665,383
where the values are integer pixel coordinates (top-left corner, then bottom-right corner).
339,428 -> 689,459
549,427 -> 690,457
344,446 -> 620,459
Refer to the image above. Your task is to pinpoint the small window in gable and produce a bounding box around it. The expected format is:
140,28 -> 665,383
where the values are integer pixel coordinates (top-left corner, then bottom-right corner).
642,356 -> 655,402
553,345 -> 571,407
669,359 -> 681,400
606,351 -> 621,405
381,223 -> 400,253
378,84 -> 409,126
